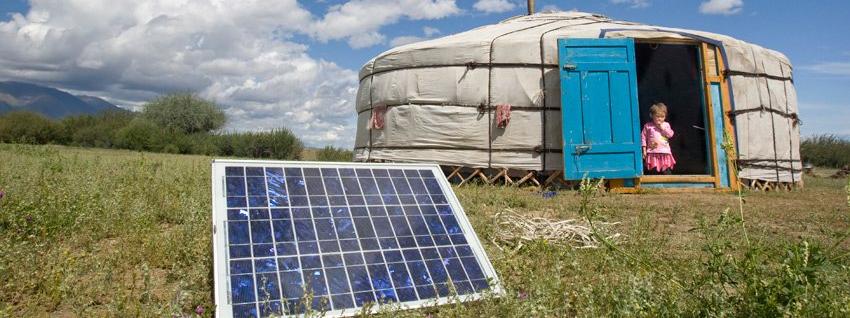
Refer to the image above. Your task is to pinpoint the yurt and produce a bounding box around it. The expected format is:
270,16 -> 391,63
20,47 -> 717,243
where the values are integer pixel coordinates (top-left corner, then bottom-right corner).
353,11 -> 801,191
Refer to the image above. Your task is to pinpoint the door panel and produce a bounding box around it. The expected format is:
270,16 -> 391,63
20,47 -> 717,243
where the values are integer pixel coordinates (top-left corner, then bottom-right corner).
559,38 -> 642,180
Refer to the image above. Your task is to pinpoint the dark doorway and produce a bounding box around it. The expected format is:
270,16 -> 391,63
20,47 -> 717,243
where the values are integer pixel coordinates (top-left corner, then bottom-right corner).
635,43 -> 710,175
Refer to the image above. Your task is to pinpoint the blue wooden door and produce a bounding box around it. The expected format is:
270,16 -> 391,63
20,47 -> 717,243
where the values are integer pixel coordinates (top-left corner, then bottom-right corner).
559,38 -> 642,180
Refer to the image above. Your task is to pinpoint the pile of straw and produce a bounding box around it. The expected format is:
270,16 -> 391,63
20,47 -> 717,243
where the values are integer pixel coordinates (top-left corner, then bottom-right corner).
492,209 -> 622,249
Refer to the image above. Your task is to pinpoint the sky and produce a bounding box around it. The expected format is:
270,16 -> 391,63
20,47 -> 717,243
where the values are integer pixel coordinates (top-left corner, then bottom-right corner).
0,0 -> 848,147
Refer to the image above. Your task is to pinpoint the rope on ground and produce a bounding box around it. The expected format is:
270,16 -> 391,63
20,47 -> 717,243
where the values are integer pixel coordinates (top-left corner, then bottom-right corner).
492,209 -> 623,250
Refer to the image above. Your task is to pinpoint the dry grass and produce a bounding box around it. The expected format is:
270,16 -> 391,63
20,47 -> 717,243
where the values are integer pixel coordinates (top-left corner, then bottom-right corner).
1,143 -> 848,317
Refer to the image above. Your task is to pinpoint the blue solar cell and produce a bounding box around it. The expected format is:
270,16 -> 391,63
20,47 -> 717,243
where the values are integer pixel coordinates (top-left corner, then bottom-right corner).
353,291 -> 375,306
423,178 -> 442,194
246,167 -> 265,176
228,209 -> 249,221
322,254 -> 344,267
328,196 -> 347,205
269,196 -> 289,207
334,218 -> 356,239
331,294 -> 355,310
347,266 -> 372,292
339,239 -> 359,252
248,196 -> 267,207
254,258 -> 277,273
372,169 -> 389,178
416,285 -> 436,299
230,245 -> 252,258
407,261 -> 432,285
276,243 -> 297,256
298,242 -> 318,254
231,260 -> 253,275
326,267 -> 350,294
226,166 -> 245,176
229,221 -> 250,244
341,178 -> 361,195
388,263 -> 413,288
253,244 -> 275,258
319,241 -> 340,253
231,274 -> 256,303
280,271 -> 303,299
358,178 -> 379,194
285,176 -> 306,195
323,177 -> 343,195
215,162 -> 499,317
339,168 -> 356,177
383,250 -> 403,263
259,300 -> 284,316
289,196 -> 308,207
303,168 -> 321,177
396,287 -> 417,302
227,177 -> 246,196
331,207 -> 349,218
278,257 -> 299,271
251,221 -> 273,243
227,196 -> 247,208
305,269 -> 328,295
375,178 -> 395,195
321,168 -> 338,177
300,255 -> 321,269
256,273 -> 281,300
232,304 -> 257,318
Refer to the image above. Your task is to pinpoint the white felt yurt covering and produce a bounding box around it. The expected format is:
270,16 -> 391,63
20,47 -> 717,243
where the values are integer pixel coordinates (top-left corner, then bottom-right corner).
354,11 -> 801,183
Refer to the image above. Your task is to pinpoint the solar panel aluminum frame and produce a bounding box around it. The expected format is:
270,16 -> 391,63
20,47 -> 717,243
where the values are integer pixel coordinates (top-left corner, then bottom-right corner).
211,159 -> 503,317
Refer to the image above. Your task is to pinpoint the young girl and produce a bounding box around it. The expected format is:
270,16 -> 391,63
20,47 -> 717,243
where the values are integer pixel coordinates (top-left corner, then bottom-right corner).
641,103 -> 676,174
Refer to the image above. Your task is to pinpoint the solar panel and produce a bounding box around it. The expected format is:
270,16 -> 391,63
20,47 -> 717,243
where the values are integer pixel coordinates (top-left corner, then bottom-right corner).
211,160 -> 502,317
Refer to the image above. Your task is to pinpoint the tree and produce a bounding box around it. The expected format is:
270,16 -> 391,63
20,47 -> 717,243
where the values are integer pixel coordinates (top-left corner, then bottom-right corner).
141,93 -> 226,134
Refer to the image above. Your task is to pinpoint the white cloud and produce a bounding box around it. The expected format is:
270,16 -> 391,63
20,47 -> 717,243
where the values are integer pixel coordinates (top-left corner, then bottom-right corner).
799,62 -> 850,76
540,5 -> 564,12
389,26 -> 442,47
610,0 -> 650,9
699,0 -> 744,15
310,0 -> 460,46
473,0 -> 516,13
0,0 -> 362,147
423,26 -> 441,37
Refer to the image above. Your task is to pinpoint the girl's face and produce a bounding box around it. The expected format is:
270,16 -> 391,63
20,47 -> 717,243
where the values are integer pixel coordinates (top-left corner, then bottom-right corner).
652,114 -> 666,126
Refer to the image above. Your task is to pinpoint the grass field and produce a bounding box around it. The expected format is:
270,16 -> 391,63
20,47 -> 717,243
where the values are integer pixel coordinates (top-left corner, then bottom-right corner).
1,144 -> 848,317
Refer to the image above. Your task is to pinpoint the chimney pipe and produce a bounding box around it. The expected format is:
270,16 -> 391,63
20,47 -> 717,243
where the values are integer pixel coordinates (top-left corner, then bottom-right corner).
527,0 -> 535,15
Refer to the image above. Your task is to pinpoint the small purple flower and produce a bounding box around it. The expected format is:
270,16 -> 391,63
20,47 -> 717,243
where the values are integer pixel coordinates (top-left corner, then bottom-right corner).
195,305 -> 205,315
0,189 -> 5,201
25,215 -> 33,223
517,290 -> 529,301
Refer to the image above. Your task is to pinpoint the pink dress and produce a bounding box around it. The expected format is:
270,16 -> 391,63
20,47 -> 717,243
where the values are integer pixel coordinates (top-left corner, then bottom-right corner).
641,122 -> 676,172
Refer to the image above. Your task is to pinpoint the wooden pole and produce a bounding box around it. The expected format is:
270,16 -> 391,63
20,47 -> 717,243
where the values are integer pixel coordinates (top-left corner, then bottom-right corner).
527,0 -> 535,15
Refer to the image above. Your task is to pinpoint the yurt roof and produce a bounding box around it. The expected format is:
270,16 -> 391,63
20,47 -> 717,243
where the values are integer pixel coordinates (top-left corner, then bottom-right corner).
359,11 -> 792,81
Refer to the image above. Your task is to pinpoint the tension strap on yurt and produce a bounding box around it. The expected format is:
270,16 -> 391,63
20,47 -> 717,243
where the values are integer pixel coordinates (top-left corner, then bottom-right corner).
727,106 -> 801,126
353,145 -> 562,153
724,70 -> 793,82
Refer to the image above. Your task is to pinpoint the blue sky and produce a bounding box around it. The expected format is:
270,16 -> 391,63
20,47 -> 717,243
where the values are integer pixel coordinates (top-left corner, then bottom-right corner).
1,0 -> 848,146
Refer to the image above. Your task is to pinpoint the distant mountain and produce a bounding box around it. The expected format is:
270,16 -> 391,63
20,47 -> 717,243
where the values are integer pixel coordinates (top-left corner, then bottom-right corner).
0,81 -> 123,118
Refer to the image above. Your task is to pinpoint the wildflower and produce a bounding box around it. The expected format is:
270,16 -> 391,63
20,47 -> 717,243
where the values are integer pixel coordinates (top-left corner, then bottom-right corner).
0,189 -> 5,201
195,305 -> 205,315
517,290 -> 529,301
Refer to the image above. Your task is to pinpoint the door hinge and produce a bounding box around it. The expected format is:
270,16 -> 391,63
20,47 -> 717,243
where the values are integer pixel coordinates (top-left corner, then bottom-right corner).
563,64 -> 576,70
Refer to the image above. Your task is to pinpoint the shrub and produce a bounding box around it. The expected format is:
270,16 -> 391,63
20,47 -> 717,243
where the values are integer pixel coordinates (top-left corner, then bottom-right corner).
141,93 -> 226,134
0,111 -> 62,144
214,129 -> 303,160
60,110 -> 136,148
114,119 -> 166,151
315,145 -> 353,162
801,134 -> 850,168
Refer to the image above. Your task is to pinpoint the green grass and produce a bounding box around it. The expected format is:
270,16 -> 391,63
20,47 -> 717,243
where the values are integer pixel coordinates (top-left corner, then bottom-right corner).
1,143 -> 848,317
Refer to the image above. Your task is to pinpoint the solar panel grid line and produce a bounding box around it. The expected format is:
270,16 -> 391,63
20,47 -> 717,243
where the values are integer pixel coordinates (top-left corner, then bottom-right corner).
320,168 -> 357,312
212,160 -> 502,318
385,173 -> 423,302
